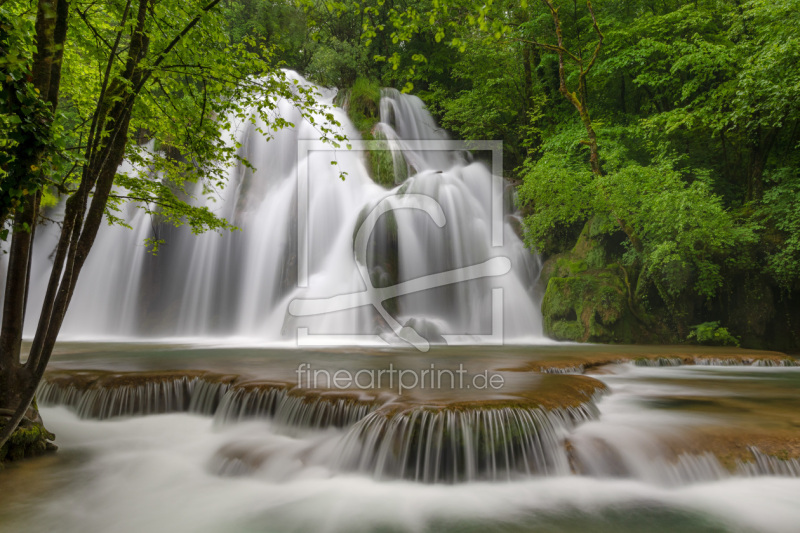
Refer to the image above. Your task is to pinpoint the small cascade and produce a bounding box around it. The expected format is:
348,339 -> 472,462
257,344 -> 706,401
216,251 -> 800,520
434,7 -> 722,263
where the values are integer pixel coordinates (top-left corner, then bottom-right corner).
737,447 -> 800,477
570,446 -> 800,486
188,379 -> 236,415
568,437 -> 731,487
629,355 -> 798,368
37,371 -> 383,428
693,357 -> 757,366
540,365 -> 585,374
334,402 -> 599,483
36,372 -> 233,419
654,452 -> 730,486
752,358 -> 798,367
633,357 -> 684,367
37,376 -> 206,419
212,385 -> 381,430
211,385 -> 287,423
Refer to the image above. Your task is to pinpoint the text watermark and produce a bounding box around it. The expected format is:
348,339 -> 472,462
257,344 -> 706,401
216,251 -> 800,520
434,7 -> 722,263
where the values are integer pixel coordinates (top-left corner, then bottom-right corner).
295,363 -> 505,395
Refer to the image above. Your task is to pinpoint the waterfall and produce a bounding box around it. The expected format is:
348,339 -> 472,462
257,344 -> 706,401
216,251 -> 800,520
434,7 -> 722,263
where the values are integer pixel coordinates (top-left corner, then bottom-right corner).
36,371 -> 381,427
9,71 -> 545,345
334,403 -> 597,482
35,368 -> 603,483
37,365 -> 800,485
36,371 -> 235,419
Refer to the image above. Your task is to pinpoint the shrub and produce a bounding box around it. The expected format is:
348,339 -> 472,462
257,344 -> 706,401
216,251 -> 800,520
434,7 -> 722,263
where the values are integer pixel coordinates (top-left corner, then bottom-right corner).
687,321 -> 740,347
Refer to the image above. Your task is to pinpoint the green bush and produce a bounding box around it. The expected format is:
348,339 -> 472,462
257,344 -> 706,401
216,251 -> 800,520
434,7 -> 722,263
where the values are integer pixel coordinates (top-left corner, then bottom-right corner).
687,321 -> 740,347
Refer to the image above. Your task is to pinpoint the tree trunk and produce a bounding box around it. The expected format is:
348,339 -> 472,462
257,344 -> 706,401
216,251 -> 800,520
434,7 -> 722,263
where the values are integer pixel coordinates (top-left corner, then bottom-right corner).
1,0 -> 224,454
0,197 -> 38,376
522,44 -> 533,112
747,127 -> 777,202
0,0 -> 69,456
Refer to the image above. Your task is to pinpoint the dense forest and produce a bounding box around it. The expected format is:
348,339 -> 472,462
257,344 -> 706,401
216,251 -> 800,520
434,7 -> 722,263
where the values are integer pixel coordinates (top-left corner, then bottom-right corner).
2,0 -> 799,355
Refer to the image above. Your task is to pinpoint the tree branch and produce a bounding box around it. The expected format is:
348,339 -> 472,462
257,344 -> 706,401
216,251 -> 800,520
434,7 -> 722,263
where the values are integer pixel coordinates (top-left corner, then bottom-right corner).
83,0 -> 132,174
135,0 -> 223,93
583,0 -> 603,75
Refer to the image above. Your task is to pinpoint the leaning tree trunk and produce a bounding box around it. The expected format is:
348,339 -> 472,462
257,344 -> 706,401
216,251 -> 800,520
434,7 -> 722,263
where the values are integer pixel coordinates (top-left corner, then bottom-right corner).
1,0 -> 224,455
0,0 -> 68,462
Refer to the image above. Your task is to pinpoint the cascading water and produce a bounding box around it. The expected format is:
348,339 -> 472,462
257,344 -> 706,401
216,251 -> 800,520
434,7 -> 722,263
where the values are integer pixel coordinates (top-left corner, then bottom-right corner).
10,71 -> 545,344
0,344 -> 796,532
34,356 -> 800,486
333,403 -> 597,483
7,72 -> 800,533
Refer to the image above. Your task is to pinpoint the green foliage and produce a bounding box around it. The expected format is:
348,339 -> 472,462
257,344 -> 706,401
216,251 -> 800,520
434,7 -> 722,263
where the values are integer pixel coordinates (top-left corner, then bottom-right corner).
759,169 -> 800,289
518,124 -> 595,255
9,0 -> 347,251
688,321 -> 740,347
520,121 -> 758,317
222,0 -> 312,69
426,40 -> 520,140
307,37 -> 370,87
601,160 -> 757,300
0,4 -> 63,233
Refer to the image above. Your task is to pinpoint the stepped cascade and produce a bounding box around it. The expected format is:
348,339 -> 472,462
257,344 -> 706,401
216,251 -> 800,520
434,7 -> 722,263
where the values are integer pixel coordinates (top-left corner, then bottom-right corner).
34,357 -> 800,488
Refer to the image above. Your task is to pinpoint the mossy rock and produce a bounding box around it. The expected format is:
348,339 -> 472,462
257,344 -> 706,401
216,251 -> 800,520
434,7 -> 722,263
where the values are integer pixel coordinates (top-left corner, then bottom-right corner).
540,220 -> 660,343
0,406 -> 57,465
339,77 -> 381,140
337,77 -> 399,188
540,220 -> 608,282
543,267 -> 634,343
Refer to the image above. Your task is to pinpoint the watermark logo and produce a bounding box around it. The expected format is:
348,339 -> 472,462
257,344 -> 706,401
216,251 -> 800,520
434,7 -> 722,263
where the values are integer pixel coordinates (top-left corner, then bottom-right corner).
290,140 -> 507,351
295,363 -> 505,395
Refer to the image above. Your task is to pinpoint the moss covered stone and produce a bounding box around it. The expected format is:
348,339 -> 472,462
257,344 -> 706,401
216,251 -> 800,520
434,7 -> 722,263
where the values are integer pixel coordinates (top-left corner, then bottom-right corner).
337,77 -> 399,188
0,405 -> 57,465
540,221 -> 660,343
543,269 -> 631,342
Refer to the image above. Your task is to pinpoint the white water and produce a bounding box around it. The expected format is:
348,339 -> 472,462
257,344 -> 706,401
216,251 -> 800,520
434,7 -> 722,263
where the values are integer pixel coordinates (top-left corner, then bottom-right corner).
12,412 -> 796,533
9,72 -> 545,346
6,72 -> 800,533
568,365 -> 800,482
7,364 -> 800,533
